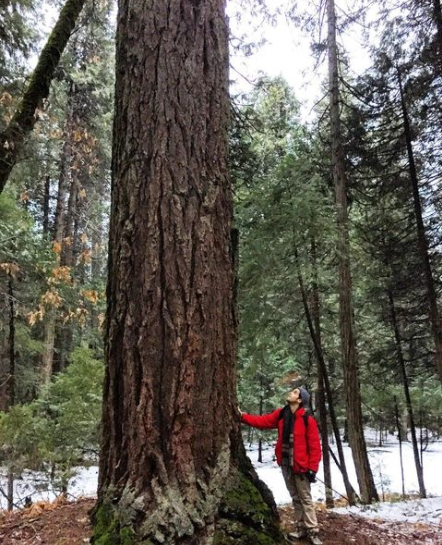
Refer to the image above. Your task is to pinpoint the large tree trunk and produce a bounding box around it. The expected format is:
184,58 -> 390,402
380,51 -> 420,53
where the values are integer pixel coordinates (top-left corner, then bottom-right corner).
0,0 -> 86,193
93,2 -> 282,544
397,68 -> 442,383
327,0 -> 378,503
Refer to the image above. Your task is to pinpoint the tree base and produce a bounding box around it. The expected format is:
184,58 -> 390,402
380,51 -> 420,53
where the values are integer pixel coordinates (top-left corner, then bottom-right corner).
91,468 -> 284,545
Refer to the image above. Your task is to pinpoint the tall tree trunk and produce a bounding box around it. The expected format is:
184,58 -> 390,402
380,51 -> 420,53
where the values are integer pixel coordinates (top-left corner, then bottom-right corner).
0,0 -> 87,193
397,67 -> 442,383
55,165 -> 80,373
42,129 -> 72,384
327,0 -> 378,503
294,247 -> 357,505
93,2 -> 282,544
387,288 -> 426,497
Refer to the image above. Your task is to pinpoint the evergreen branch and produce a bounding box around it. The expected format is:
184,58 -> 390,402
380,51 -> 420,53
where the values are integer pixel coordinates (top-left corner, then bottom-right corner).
0,0 -> 87,194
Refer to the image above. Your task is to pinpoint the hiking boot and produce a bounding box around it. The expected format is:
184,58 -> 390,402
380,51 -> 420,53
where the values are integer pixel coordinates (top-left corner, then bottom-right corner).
308,534 -> 323,545
286,528 -> 308,540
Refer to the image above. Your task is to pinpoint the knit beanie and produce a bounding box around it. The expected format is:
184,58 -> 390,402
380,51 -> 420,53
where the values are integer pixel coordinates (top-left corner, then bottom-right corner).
299,387 -> 310,407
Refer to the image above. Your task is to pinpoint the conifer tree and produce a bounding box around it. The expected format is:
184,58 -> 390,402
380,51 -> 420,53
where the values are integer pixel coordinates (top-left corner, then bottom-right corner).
326,0 -> 378,503
94,2 -> 282,543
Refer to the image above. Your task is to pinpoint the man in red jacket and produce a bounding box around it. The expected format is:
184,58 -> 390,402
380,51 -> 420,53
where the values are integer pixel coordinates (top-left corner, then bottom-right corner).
240,386 -> 322,545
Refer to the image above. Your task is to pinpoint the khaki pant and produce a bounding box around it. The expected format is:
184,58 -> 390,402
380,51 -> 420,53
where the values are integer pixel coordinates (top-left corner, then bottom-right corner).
282,466 -> 319,534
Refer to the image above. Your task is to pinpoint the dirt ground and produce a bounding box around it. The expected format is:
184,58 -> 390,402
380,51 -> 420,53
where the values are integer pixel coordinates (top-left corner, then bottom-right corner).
0,498 -> 441,544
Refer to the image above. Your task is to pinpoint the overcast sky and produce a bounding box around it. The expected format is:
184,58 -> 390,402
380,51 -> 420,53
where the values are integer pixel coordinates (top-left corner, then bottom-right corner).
227,0 -> 378,120
39,0 -> 378,121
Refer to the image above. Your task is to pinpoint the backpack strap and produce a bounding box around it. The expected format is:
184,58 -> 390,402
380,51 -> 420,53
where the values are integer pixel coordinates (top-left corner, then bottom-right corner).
304,412 -> 309,429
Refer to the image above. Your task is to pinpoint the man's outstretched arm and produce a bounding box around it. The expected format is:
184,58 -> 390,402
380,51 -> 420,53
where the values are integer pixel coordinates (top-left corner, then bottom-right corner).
240,408 -> 282,430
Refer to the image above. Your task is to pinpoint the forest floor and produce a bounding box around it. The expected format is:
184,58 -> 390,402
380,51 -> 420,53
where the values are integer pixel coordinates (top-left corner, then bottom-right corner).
0,498 -> 441,545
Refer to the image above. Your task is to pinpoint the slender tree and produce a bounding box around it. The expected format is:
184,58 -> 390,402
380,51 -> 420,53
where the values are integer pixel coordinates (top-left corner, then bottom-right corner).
396,67 -> 442,383
295,246 -> 357,506
326,0 -> 378,503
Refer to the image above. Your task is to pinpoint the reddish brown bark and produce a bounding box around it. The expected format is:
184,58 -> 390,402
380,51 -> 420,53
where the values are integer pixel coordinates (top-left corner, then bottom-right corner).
95,2 -> 277,544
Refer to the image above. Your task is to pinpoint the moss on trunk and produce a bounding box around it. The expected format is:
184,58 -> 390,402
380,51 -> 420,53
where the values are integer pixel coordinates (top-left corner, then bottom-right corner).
92,503 -> 136,545
92,470 -> 284,545
214,470 -> 285,545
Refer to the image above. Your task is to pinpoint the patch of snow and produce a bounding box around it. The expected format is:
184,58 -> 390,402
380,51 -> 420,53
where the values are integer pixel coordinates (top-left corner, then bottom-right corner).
0,466 -> 98,509
2,433 -> 442,527
332,496 -> 442,525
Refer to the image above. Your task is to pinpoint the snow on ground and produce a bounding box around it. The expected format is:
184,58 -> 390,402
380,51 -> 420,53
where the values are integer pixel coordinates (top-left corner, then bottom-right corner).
333,496 -> 442,525
247,434 -> 442,525
1,431 -> 442,526
0,466 -> 98,509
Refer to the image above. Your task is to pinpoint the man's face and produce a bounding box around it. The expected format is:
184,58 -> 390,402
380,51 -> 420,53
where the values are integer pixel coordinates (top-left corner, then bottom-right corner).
286,388 -> 301,403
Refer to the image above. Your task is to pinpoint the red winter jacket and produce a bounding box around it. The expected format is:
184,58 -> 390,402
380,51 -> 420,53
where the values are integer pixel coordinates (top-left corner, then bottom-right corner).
241,406 -> 321,474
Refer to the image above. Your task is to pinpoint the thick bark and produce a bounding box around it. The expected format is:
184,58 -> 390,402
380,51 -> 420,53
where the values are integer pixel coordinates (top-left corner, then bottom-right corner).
327,0 -> 378,503
94,2 -> 282,544
0,0 -> 86,193
397,68 -> 442,383
387,288 -> 426,497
